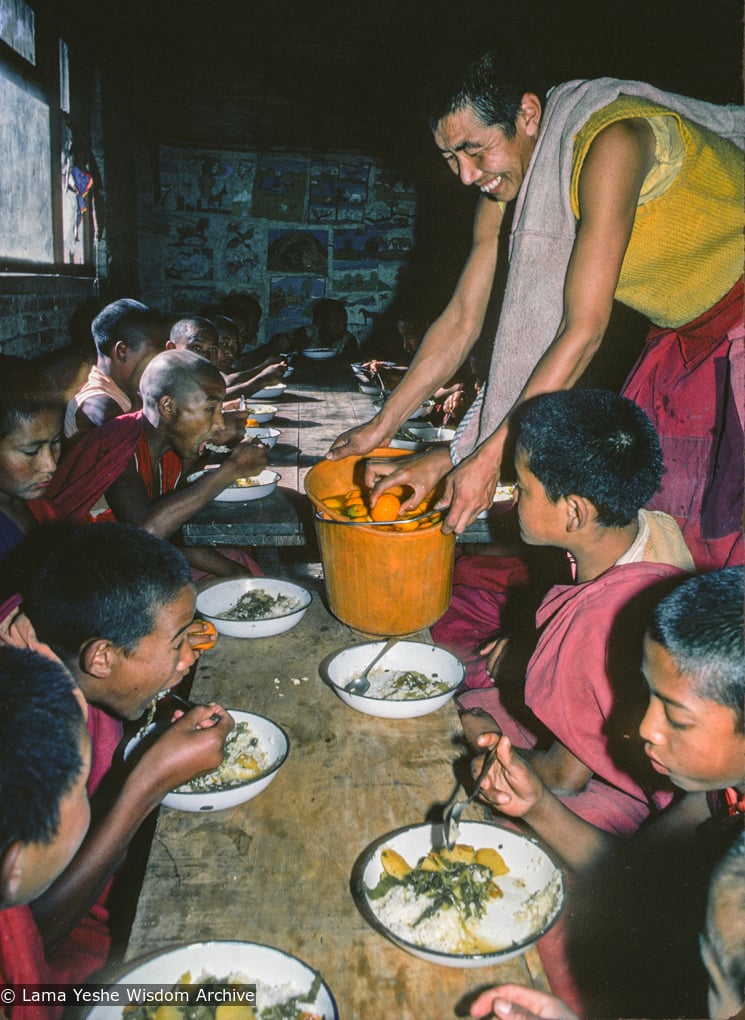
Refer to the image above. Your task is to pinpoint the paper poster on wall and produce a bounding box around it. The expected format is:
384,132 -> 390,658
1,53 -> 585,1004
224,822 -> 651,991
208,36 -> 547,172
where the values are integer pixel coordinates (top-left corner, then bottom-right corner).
252,158 -> 307,221
333,227 -> 392,269
165,247 -> 214,281
268,276 -> 325,336
169,286 -> 215,313
365,167 -> 417,225
223,220 -> 262,281
268,229 -> 328,274
309,164 -> 338,223
336,163 -> 369,223
169,217 -> 210,247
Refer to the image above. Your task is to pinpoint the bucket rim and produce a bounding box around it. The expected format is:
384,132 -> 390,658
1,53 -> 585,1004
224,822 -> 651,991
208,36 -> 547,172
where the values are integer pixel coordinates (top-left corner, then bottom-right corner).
314,509 -> 443,528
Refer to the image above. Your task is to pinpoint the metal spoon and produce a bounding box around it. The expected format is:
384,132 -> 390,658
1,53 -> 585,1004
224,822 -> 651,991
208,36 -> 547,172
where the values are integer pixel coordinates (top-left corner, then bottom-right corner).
168,691 -> 223,724
344,637 -> 399,695
442,744 -> 498,850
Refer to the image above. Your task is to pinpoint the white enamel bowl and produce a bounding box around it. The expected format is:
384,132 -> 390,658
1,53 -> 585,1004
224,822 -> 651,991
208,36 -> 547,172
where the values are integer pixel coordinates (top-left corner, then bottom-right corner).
86,941 -> 337,1019
303,347 -> 337,360
241,403 -> 277,423
323,641 -> 464,718
125,711 -> 289,812
359,382 -> 386,396
214,468 -> 280,502
374,398 -> 435,420
244,426 -> 281,448
390,427 -> 455,452
196,577 -> 312,638
250,382 -> 287,400
353,820 -> 565,968
477,484 -> 517,519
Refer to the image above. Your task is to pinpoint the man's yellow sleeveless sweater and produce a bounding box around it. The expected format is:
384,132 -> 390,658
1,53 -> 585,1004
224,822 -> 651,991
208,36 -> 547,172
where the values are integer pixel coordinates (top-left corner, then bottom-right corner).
570,96 -> 743,327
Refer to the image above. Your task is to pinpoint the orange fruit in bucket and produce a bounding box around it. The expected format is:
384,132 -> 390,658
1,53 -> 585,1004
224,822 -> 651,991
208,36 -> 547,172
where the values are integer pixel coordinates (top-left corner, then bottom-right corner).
370,492 -> 402,522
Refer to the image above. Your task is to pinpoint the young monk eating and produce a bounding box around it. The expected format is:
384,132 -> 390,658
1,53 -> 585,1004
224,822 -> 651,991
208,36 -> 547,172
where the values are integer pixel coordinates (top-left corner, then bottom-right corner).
459,389 -> 695,836
25,521 -> 233,989
64,298 -> 167,440
0,647 -> 92,1020
466,568 -> 744,1017
29,350 -> 268,579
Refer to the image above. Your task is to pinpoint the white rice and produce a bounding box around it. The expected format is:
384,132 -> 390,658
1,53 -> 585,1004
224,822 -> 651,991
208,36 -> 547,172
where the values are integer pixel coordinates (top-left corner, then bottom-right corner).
354,668 -> 450,700
370,865 -> 562,955
174,723 -> 269,794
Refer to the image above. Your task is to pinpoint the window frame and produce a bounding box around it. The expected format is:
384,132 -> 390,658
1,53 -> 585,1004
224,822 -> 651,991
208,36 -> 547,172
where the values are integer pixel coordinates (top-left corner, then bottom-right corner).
0,1 -> 96,276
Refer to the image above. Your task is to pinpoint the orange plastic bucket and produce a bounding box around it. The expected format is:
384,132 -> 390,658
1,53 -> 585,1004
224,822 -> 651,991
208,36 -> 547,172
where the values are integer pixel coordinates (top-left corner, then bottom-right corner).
305,450 -> 455,636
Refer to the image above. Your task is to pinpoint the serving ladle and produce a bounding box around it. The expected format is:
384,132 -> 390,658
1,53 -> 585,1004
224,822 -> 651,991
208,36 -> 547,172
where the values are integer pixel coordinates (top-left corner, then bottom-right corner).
344,637 -> 399,695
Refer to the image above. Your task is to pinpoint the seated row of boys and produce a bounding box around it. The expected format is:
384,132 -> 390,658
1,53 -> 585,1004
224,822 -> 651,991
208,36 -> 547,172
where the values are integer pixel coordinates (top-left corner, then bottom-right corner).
63,297 -> 287,442
0,534 -> 742,1019
1,306 -> 742,1014
420,389 -> 742,1016
1,522 -> 233,1015
0,347 -> 268,584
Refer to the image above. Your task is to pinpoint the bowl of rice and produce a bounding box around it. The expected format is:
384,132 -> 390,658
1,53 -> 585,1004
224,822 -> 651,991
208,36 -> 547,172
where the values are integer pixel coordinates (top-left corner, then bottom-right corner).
126,710 -> 290,812
86,940 -> 338,1020
353,820 -> 565,968
241,403 -> 277,423
243,426 -> 281,448
216,469 -> 280,502
196,577 -> 312,638
250,382 -> 287,400
323,641 -> 464,718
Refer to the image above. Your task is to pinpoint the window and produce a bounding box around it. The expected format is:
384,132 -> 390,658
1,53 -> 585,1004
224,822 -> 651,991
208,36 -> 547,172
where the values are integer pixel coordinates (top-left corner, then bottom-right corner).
0,0 -> 94,272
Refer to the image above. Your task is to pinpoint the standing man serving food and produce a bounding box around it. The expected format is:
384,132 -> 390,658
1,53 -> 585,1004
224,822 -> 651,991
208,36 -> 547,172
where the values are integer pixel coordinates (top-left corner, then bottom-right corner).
327,47 -> 744,570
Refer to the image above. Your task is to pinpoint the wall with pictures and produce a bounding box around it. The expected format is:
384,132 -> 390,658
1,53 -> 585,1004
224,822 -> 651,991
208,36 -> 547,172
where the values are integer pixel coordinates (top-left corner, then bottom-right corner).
136,145 -> 419,349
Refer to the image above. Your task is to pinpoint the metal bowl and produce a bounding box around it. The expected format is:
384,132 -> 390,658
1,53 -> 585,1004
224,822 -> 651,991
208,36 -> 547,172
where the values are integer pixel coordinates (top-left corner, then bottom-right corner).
303,348 -> 337,360
244,426 -> 281,448
214,469 -> 280,502
250,382 -> 287,400
353,820 -> 565,968
125,710 -> 289,812
241,403 -> 277,423
196,577 -> 312,638
86,940 -> 337,1020
323,641 -> 463,718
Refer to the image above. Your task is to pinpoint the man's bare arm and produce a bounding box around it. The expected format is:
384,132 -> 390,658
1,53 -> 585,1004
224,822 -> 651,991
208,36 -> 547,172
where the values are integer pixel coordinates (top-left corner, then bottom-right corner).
327,196 -> 504,459
439,118 -> 657,533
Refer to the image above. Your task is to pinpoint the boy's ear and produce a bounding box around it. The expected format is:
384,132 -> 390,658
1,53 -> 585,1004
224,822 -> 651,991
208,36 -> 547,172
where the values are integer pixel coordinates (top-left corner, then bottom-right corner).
565,494 -> 594,533
80,638 -> 118,679
0,842 -> 25,905
112,340 -> 131,362
158,394 -> 177,421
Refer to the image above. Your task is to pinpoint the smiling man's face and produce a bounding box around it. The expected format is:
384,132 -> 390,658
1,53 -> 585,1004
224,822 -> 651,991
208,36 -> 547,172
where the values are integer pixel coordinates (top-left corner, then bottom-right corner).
433,99 -> 539,202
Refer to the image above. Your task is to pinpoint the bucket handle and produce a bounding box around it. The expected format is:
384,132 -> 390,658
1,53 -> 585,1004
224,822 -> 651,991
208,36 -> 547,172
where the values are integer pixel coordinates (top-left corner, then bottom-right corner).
314,509 -> 443,528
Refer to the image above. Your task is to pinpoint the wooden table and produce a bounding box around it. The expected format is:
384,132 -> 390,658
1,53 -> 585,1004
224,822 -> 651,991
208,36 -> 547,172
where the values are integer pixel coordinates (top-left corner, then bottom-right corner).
125,586 -> 550,1018
182,357 -> 508,548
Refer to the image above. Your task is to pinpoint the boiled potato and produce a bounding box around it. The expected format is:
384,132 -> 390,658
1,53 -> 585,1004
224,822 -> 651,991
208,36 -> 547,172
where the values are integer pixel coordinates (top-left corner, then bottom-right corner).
439,843 -> 476,864
475,847 -> 510,875
381,847 -> 412,879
